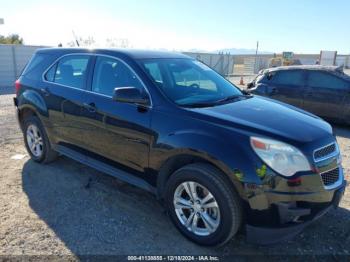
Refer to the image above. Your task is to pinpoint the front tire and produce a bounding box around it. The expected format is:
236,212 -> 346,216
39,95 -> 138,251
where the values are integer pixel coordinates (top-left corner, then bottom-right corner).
22,116 -> 58,163
165,163 -> 242,246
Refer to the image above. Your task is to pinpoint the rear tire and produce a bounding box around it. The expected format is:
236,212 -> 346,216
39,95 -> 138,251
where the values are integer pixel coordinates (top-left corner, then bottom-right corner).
22,116 -> 58,163
165,163 -> 242,246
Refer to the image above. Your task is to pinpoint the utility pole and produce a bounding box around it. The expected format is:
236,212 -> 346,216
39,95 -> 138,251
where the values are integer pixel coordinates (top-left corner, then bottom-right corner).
254,41 -> 259,73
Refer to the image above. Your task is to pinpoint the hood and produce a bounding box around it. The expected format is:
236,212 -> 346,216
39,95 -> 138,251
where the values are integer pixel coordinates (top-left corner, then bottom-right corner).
189,96 -> 333,144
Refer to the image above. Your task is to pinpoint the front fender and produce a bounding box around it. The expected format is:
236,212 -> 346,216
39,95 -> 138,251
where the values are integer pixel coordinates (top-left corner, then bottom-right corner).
150,129 -> 262,188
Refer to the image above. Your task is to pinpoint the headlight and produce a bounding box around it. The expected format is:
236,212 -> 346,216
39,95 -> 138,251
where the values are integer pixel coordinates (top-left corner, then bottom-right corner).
250,137 -> 311,177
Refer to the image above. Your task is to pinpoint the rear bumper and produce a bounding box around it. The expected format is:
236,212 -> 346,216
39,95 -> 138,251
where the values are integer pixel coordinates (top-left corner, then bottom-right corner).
13,97 -> 21,127
245,179 -> 346,245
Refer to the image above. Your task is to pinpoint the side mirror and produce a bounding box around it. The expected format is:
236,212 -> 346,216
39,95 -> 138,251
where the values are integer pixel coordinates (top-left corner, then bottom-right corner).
112,87 -> 150,106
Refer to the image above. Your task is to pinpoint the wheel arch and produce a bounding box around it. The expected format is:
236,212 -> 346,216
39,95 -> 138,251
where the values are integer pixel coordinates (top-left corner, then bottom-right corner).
17,89 -> 49,118
156,153 -> 243,200
17,105 -> 40,130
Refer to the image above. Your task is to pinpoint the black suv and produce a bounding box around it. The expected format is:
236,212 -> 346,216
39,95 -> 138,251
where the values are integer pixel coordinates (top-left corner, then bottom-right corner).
247,66 -> 350,124
14,48 -> 346,246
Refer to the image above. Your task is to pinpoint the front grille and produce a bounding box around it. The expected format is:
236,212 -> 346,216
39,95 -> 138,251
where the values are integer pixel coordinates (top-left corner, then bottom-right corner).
314,143 -> 336,161
321,167 -> 339,186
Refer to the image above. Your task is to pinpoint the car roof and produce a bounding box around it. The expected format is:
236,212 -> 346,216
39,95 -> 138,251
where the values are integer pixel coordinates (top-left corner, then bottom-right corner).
36,48 -> 191,60
264,65 -> 343,73
262,65 -> 350,80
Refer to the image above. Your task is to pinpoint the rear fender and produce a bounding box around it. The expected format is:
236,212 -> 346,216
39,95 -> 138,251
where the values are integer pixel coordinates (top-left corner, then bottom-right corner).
17,89 -> 48,118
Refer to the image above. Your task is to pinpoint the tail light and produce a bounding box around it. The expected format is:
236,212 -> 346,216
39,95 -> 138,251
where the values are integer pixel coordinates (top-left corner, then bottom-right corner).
15,79 -> 21,95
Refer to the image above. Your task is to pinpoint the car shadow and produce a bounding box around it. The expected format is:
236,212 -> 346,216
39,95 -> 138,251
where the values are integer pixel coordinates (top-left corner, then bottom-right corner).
333,124 -> 350,139
21,157 -> 350,256
21,157 -> 214,256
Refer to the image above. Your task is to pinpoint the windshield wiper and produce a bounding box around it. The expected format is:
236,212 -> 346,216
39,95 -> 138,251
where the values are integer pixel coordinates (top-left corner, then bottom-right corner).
181,101 -> 219,108
180,94 -> 252,108
214,95 -> 243,104
215,92 -> 253,104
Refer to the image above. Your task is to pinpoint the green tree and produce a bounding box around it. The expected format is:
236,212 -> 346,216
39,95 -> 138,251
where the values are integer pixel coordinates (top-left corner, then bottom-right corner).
0,34 -> 24,44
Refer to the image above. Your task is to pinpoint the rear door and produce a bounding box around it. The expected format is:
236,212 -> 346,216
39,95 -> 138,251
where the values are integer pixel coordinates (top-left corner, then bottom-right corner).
264,70 -> 305,108
303,71 -> 349,121
43,54 -> 93,146
80,55 -> 153,173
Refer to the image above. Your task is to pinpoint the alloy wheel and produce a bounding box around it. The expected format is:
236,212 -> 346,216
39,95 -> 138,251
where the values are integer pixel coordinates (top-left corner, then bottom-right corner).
173,181 -> 221,236
26,124 -> 44,157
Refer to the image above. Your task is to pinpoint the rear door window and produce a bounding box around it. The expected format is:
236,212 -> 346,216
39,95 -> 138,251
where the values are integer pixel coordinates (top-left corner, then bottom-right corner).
307,71 -> 348,90
45,64 -> 56,82
269,70 -> 305,86
45,55 -> 90,89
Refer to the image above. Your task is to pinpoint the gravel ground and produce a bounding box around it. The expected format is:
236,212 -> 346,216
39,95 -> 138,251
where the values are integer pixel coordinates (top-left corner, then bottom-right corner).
0,91 -> 349,258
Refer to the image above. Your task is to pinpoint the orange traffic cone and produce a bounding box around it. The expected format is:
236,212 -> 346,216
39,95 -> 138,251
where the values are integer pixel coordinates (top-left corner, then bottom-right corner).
239,76 -> 244,85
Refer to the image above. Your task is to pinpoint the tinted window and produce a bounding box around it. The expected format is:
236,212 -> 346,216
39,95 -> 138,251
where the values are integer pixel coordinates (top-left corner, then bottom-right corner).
50,55 -> 89,89
144,62 -> 163,84
308,71 -> 348,89
139,59 -> 242,106
171,62 -> 217,91
22,53 -> 55,80
255,73 -> 265,84
45,64 -> 56,82
92,56 -> 143,96
270,70 -> 304,86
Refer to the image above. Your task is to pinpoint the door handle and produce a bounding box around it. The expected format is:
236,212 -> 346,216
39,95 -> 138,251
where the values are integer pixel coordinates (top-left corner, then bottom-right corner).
270,87 -> 277,94
83,102 -> 96,113
40,88 -> 50,96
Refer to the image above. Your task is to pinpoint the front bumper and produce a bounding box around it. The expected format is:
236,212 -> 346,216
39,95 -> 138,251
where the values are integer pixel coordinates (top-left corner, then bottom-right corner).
244,175 -> 347,245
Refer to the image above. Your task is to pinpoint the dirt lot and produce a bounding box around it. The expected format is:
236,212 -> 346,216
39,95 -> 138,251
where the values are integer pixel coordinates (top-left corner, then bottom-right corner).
0,90 -> 349,258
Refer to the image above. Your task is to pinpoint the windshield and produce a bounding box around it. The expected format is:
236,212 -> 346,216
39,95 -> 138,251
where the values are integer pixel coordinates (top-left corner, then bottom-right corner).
139,58 -> 243,107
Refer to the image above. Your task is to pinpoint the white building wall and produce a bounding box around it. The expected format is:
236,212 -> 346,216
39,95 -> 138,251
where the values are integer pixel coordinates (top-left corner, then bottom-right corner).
0,45 -> 16,86
0,44 -> 45,87
14,45 -> 42,76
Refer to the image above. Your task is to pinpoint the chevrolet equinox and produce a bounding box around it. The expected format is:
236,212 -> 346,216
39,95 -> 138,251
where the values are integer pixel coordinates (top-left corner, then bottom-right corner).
14,48 -> 346,246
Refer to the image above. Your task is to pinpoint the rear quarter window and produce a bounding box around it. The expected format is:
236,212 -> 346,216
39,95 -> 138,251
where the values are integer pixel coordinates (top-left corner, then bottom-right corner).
21,53 -> 56,81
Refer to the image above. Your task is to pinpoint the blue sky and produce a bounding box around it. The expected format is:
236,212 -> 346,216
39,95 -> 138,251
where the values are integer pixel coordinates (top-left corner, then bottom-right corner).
1,0 -> 349,53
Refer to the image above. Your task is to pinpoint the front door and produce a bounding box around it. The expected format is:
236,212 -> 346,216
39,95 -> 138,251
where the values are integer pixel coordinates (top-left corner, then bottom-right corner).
80,55 -> 153,173
265,70 -> 305,109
